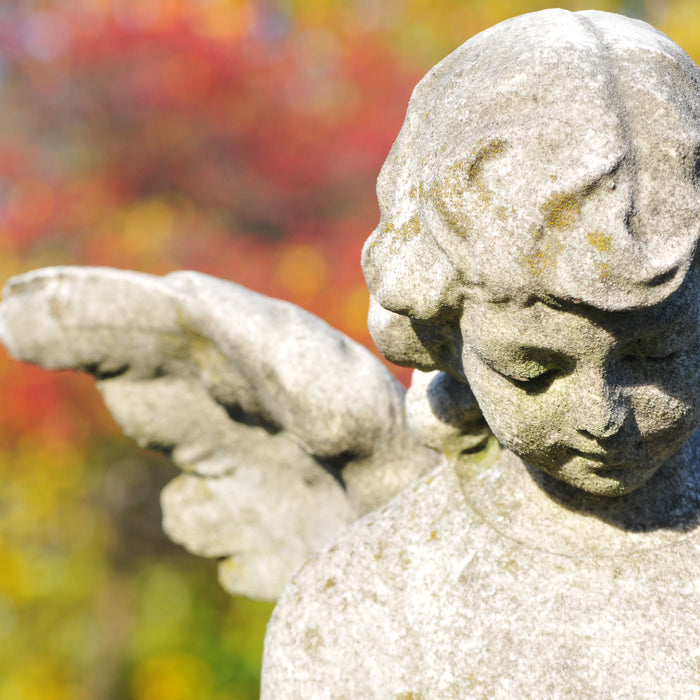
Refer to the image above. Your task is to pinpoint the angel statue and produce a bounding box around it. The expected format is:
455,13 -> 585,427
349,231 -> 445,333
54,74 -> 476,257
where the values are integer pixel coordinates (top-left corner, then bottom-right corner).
3,8 -> 700,697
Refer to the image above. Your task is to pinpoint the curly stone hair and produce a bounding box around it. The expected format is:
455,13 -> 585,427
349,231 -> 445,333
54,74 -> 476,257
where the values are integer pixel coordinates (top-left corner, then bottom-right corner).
362,9 -> 700,380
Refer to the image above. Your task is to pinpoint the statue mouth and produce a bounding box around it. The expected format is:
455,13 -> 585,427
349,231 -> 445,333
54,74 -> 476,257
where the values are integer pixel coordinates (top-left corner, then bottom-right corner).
568,448 -> 636,470
588,460 -> 635,471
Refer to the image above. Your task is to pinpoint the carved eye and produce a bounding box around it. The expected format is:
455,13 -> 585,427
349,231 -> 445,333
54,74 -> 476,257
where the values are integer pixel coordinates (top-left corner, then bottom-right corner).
504,367 -> 561,395
622,335 -> 681,362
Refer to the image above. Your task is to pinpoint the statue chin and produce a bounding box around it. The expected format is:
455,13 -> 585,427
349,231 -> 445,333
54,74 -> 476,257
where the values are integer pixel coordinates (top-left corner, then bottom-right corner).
535,458 -> 662,498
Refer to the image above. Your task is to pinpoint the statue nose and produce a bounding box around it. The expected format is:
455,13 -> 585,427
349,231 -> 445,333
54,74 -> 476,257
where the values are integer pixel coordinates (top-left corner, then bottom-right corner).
575,372 -> 627,441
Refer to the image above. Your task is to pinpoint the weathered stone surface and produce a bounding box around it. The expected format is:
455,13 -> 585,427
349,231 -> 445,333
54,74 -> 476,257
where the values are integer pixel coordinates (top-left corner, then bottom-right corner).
361,7 -> 700,498
263,437 -> 700,698
0,266 -> 436,599
405,369 -> 489,456
363,8 -> 700,368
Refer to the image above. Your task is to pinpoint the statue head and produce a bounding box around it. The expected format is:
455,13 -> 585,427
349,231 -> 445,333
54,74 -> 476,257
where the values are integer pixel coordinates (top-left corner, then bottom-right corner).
363,9 -> 700,495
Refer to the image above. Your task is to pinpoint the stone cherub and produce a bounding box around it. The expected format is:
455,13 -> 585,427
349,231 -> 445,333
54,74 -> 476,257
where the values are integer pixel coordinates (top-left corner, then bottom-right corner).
2,8 -> 700,697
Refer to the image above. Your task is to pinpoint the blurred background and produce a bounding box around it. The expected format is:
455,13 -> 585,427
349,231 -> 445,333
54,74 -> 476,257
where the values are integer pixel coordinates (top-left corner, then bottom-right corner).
0,0 -> 696,698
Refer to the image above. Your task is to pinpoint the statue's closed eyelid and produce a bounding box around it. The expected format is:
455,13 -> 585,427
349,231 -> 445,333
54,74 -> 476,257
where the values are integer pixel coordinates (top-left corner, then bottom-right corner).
487,346 -> 573,377
620,325 -> 696,360
495,366 -> 564,395
478,350 -> 572,393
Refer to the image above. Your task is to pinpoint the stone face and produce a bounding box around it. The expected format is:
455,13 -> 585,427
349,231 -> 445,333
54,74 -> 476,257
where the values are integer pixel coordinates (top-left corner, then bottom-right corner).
362,8 -> 700,498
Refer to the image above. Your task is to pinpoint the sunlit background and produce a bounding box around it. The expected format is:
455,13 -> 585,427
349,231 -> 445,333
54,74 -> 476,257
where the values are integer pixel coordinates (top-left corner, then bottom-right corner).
0,1 -> 695,698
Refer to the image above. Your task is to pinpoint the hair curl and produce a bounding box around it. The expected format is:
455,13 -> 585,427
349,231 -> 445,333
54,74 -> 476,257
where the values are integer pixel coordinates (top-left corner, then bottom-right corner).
362,9 -> 700,379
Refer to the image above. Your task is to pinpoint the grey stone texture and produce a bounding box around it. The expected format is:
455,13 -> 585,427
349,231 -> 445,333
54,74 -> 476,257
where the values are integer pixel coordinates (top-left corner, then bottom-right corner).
263,440 -> 700,698
0,266 -> 436,599
3,6 -> 700,697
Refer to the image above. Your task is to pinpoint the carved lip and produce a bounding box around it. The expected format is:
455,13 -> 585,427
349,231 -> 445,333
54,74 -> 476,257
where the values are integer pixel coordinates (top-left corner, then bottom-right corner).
570,448 -> 635,469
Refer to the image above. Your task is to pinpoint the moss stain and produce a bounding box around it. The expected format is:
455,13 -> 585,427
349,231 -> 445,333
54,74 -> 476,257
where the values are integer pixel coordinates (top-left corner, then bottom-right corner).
522,242 -> 563,277
455,435 -> 503,486
586,231 -> 612,281
586,231 -> 612,251
541,192 -> 581,230
402,216 -> 420,242
303,626 -> 324,655
504,559 -> 519,574
429,138 -> 506,238
374,541 -> 386,562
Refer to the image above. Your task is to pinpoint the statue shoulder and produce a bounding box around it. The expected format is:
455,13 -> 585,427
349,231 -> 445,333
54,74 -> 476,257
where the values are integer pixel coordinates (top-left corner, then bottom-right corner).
261,460 -> 475,698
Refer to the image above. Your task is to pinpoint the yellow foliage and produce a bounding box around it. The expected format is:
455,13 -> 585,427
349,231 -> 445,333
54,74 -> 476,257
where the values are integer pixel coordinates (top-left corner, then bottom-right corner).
132,652 -> 213,700
661,0 -> 700,62
195,0 -> 255,39
0,657 -> 84,700
122,199 -> 176,259
338,286 -> 370,340
0,549 -> 33,601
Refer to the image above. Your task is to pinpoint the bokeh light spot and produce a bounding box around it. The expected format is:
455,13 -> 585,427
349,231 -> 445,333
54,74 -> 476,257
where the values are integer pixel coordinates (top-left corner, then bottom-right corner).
277,243 -> 327,302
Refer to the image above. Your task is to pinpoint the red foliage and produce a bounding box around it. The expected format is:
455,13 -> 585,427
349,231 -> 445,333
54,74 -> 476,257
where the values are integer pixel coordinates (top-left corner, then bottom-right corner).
0,5 -> 420,443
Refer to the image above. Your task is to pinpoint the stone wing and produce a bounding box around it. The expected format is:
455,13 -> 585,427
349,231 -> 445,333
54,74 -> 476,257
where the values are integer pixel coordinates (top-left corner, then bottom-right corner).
0,266 -> 436,600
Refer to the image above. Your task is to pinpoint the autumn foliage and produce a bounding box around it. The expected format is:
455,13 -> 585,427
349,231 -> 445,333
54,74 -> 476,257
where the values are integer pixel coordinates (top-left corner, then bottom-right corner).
0,1 -> 696,698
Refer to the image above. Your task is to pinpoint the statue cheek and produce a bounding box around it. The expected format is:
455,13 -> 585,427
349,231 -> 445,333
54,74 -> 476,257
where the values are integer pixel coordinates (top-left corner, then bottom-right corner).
630,387 -> 700,437
476,389 -> 564,455
462,358 -> 572,452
